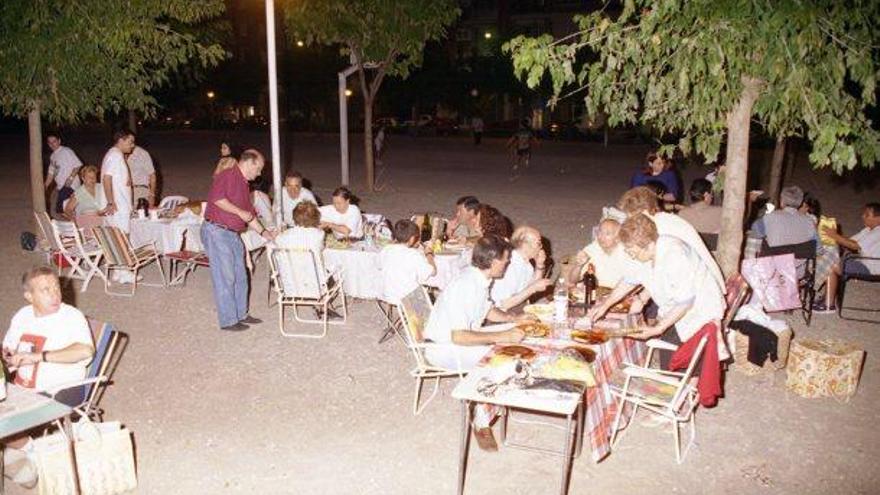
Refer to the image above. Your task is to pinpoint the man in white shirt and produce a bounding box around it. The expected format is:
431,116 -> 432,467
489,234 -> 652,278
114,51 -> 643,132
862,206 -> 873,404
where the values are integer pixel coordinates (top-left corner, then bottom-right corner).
319,187 -> 362,239
126,145 -> 157,207
2,267 -> 95,487
591,215 -> 726,366
379,220 -> 437,305
618,186 -> 725,290
280,170 -> 317,225
490,226 -> 551,310
816,202 -> 880,313
101,129 -> 136,233
564,218 -> 634,289
44,134 -> 82,214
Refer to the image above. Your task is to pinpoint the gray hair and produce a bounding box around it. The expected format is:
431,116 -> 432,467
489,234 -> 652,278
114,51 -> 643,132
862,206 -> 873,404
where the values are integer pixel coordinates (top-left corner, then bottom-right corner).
780,186 -> 804,209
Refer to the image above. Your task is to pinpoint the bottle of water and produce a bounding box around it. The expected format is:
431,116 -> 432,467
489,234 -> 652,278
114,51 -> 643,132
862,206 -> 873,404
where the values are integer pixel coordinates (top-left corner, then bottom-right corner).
554,276 -> 569,323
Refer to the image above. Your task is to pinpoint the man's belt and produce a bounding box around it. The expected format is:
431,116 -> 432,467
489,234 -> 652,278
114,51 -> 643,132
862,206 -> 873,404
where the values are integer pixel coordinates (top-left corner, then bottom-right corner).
206,220 -> 242,233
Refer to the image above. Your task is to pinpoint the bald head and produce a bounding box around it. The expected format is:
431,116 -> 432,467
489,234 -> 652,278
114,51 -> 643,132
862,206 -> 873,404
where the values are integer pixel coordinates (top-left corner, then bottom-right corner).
510,225 -> 542,259
596,218 -> 621,252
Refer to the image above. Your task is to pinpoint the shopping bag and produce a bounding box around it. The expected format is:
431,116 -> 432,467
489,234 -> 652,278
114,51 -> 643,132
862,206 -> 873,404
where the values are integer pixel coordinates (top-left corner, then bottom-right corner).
32,420 -> 137,495
786,339 -> 865,401
741,254 -> 800,312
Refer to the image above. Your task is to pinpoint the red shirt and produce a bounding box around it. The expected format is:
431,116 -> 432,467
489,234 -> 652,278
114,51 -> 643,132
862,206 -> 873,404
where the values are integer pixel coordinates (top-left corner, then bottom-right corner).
205,166 -> 255,232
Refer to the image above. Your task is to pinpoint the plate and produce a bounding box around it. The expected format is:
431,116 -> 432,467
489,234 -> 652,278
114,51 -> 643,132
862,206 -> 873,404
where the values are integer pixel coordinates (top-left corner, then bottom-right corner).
570,330 -> 609,345
523,303 -> 555,322
517,321 -> 550,338
495,345 -> 536,360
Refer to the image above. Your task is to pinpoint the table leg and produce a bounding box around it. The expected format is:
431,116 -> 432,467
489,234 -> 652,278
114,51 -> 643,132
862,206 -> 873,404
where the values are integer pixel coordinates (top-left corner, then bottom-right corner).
575,398 -> 585,457
457,400 -> 473,495
558,410 -> 576,495
63,417 -> 81,495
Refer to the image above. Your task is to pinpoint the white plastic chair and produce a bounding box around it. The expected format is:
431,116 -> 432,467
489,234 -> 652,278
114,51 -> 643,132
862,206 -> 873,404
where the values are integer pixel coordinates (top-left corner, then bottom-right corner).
609,334 -> 709,464
51,220 -> 106,292
158,195 -> 189,210
33,211 -> 66,266
396,286 -> 467,415
268,246 -> 347,338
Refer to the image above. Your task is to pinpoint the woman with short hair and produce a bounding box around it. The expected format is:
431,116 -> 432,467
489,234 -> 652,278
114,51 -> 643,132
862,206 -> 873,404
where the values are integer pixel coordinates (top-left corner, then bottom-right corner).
63,165 -> 106,218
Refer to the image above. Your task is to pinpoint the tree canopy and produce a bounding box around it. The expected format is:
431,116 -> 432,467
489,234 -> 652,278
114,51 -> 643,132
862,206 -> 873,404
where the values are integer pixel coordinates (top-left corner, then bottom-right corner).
0,0 -> 227,123
505,0 -> 880,173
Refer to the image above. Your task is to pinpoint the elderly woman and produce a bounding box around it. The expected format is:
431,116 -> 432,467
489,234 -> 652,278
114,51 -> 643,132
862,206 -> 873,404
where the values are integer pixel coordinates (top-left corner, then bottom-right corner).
591,214 -> 726,367
275,202 -> 325,253
63,165 -> 106,218
319,187 -> 363,239
213,140 -> 240,176
630,151 -> 681,203
476,204 -> 513,240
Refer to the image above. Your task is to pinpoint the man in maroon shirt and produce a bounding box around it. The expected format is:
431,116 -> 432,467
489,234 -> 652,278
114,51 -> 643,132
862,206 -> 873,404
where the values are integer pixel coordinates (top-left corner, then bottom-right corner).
201,149 -> 275,331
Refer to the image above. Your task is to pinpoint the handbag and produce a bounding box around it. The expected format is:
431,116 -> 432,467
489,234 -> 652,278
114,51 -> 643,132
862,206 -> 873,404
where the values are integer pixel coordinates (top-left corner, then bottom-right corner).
741,254 -> 800,312
786,339 -> 865,401
21,231 -> 38,251
31,420 -> 137,495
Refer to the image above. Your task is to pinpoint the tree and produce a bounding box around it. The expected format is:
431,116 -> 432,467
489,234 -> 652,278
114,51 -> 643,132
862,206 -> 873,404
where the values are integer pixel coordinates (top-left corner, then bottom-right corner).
284,0 -> 460,191
506,1 -> 880,276
0,0 -> 227,212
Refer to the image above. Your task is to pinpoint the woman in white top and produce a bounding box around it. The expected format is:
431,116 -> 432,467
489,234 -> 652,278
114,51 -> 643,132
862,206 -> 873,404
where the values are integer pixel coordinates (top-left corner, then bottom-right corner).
319,187 -> 363,239
63,165 -> 106,218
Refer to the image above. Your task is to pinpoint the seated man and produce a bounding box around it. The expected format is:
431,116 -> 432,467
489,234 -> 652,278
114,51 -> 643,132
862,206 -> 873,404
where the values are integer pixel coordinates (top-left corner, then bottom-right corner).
749,185 -> 817,249
564,218 -> 633,289
490,226 -> 551,310
590,215 -> 726,372
379,219 -> 437,305
444,195 -> 480,242
815,202 -> 880,313
678,178 -> 722,235
618,186 -> 725,290
319,187 -> 362,239
423,235 -> 529,370
279,170 -> 317,226
2,267 -> 96,487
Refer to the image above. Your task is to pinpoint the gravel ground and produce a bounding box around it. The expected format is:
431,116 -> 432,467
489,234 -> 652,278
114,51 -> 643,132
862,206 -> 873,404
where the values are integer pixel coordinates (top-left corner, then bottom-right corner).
0,130 -> 877,494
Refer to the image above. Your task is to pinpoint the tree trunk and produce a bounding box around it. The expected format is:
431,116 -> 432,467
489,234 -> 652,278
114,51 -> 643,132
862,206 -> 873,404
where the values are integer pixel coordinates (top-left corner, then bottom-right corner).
128,109 -> 138,133
28,101 -> 46,214
363,95 -> 374,191
717,77 -> 762,278
767,136 -> 786,205
784,139 -> 797,183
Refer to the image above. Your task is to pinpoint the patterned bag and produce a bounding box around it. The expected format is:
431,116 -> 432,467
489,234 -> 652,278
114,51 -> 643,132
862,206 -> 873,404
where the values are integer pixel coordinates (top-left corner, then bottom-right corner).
741,254 -> 801,312
785,339 -> 865,401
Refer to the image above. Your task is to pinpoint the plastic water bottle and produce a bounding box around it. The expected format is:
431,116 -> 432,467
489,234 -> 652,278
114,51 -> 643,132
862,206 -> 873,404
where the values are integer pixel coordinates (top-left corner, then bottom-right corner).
554,276 -> 569,323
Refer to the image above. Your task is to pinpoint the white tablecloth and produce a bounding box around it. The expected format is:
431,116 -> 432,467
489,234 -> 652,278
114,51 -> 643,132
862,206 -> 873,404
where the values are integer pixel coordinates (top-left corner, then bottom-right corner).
323,245 -> 470,300
130,217 -> 203,254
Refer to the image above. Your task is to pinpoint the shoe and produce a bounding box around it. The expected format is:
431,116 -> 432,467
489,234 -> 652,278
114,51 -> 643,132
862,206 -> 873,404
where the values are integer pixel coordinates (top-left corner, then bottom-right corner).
11,460 -> 37,489
220,322 -> 249,332
812,301 -> 837,314
473,427 -> 498,452
239,315 -> 263,325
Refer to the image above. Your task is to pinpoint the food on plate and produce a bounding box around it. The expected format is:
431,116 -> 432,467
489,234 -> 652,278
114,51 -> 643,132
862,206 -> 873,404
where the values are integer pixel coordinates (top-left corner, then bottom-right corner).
488,345 -> 536,367
570,329 -> 609,345
537,351 -> 595,385
517,321 -> 550,338
523,303 -> 554,322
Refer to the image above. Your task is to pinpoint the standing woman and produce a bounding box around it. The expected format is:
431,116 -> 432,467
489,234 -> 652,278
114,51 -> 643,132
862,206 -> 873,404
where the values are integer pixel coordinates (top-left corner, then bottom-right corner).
630,151 -> 681,204
202,149 -> 276,331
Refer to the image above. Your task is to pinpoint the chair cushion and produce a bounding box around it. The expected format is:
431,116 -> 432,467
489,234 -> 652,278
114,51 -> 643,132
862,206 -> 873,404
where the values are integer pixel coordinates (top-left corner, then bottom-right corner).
610,368 -> 679,405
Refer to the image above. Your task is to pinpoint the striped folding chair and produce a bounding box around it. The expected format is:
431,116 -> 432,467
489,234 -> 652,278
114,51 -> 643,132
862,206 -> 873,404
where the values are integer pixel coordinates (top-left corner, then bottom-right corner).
91,226 -> 167,296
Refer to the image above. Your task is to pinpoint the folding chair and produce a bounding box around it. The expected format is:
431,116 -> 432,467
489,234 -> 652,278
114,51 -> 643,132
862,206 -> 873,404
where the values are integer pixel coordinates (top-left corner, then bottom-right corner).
33,211 -> 67,267
759,239 -> 817,325
51,220 -> 106,292
165,234 -> 210,287
45,319 -> 126,421
158,195 -> 189,210
396,286 -> 467,415
610,334 -> 709,464
241,230 -> 267,274
91,226 -> 167,296
838,254 -> 880,322
268,246 -> 347,338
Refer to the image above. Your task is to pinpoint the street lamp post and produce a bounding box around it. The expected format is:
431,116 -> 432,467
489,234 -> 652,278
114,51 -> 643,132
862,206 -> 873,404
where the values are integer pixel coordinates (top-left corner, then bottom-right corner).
265,0 -> 283,227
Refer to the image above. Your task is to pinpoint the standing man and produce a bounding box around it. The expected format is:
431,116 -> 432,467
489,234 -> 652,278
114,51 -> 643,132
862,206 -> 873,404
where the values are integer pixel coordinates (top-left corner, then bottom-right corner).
472,115 -> 484,145
101,129 -> 136,233
202,149 -> 275,331
44,134 -> 82,215
127,144 -> 157,207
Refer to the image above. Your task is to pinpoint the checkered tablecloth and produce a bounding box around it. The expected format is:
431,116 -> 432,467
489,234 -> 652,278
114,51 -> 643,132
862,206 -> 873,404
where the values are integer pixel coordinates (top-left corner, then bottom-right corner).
584,337 -> 647,462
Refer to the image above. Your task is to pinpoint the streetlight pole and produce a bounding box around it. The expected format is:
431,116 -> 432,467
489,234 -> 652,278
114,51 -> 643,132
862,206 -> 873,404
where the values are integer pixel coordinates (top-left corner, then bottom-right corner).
265,0 -> 283,227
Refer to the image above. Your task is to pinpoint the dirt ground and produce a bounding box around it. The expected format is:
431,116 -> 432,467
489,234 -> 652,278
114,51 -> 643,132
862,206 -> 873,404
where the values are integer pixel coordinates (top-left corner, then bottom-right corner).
0,130 -> 877,494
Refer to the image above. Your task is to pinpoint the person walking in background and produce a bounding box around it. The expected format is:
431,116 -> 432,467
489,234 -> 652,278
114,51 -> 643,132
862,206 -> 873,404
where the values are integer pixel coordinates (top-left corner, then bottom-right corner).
201,149 -> 276,331
472,116 -> 484,145
44,133 -> 82,216
506,119 -> 536,177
